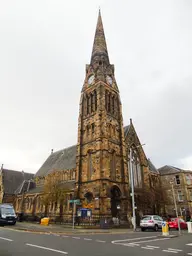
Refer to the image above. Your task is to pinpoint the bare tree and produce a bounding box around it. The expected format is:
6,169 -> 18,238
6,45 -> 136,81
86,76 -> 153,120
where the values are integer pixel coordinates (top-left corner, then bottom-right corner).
142,175 -> 170,215
42,171 -> 68,217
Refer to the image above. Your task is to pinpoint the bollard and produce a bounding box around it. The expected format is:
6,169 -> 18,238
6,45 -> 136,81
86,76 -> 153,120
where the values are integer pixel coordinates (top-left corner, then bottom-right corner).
162,221 -> 169,236
40,217 -> 50,226
187,222 -> 192,233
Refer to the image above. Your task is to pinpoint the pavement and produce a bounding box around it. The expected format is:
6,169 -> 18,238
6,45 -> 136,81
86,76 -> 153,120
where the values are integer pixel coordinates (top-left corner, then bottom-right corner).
0,224 -> 192,255
3,221 -> 133,234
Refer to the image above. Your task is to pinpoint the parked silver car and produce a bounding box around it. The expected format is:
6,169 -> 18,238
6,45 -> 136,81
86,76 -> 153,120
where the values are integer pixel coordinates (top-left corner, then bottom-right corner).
140,215 -> 163,231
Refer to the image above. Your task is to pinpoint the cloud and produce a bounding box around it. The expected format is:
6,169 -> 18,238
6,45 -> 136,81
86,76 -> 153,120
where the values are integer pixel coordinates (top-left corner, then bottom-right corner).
0,0 -> 191,172
179,155 -> 192,170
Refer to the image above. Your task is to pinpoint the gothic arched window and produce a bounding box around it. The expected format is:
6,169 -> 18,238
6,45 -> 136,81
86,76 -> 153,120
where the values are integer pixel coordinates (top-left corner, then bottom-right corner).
105,90 -> 108,110
72,170 -> 76,180
87,151 -> 93,180
88,95 -> 91,114
114,96 -> 118,116
110,151 -> 116,180
83,94 -> 88,116
91,93 -> 93,113
112,95 -> 115,114
94,90 -> 97,110
92,92 -> 95,112
91,123 -> 95,134
128,148 -> 142,188
108,93 -> 111,112
87,125 -> 91,137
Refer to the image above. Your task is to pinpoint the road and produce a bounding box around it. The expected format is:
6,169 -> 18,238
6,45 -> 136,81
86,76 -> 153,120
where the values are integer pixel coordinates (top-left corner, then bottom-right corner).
0,227 -> 192,255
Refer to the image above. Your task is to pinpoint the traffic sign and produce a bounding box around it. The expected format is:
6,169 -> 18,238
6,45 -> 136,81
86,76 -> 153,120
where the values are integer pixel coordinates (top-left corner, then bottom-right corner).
69,199 -> 81,205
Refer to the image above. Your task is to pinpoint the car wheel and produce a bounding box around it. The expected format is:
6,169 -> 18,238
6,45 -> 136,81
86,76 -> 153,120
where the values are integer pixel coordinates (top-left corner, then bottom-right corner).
141,228 -> 146,232
154,225 -> 158,231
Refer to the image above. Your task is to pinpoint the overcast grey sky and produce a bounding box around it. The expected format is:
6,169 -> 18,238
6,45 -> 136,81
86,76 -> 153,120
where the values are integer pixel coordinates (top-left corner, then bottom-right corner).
0,0 -> 191,173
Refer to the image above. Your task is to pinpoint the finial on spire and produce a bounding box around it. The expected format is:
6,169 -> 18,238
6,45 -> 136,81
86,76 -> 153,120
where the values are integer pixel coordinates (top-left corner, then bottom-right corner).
91,10 -> 109,64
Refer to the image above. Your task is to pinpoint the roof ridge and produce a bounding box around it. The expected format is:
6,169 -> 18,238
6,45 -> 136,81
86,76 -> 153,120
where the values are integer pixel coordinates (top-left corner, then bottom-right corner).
51,145 -> 77,155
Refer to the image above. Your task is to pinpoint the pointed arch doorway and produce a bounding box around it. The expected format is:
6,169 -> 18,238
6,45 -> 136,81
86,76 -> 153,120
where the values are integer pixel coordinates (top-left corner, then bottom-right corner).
110,185 -> 121,218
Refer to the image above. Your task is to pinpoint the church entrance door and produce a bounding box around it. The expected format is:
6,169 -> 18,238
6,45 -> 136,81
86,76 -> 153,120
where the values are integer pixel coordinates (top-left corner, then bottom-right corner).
110,186 -> 121,218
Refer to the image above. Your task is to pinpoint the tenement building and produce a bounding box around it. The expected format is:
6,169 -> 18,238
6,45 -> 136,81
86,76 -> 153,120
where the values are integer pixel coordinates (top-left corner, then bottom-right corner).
159,165 -> 192,221
15,11 -> 162,226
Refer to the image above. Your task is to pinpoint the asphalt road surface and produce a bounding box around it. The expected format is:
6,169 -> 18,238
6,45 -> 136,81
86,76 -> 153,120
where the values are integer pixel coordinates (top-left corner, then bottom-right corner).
0,227 -> 192,255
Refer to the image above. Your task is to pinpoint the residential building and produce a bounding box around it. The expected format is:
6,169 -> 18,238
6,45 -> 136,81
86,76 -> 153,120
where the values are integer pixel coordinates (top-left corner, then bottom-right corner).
159,165 -> 192,220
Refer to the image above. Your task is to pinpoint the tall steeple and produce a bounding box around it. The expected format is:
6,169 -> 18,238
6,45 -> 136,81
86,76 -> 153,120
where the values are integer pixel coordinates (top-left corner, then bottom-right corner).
76,10 -> 129,219
91,10 -> 109,64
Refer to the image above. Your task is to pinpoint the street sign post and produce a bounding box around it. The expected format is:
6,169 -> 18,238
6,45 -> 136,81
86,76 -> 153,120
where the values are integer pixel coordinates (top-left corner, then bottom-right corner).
69,199 -> 81,229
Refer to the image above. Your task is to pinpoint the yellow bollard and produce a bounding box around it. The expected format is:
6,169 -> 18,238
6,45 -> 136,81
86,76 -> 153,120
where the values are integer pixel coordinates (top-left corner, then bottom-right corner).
162,221 -> 169,236
40,217 -> 50,226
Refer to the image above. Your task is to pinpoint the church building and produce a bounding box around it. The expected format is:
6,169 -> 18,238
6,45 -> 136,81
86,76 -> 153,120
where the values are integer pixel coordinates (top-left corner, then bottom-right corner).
15,11 -> 162,226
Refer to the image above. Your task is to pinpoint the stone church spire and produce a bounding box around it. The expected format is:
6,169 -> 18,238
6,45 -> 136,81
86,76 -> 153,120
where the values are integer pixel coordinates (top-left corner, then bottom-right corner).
91,10 -> 109,65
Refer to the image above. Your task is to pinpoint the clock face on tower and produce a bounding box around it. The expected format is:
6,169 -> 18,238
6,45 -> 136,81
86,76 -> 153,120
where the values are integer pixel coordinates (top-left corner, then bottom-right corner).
88,75 -> 95,85
106,75 -> 113,85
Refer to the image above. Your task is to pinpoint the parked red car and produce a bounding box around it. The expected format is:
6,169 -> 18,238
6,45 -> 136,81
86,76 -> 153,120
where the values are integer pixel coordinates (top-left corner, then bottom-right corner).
168,218 -> 187,230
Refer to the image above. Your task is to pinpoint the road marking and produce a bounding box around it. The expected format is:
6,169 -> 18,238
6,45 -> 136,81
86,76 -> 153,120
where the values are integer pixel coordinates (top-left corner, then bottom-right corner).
62,235 -> 69,238
127,243 -> 140,246
26,243 -> 68,254
162,250 -> 178,253
187,253 -> 192,255
96,240 -> 106,243
111,235 -> 157,244
72,237 -> 80,239
168,248 -> 183,252
121,243 -> 139,247
141,246 -> 154,250
187,244 -> 192,246
0,237 -> 13,242
54,234 -> 60,237
84,238 -> 92,241
134,237 -> 170,244
146,245 -> 160,249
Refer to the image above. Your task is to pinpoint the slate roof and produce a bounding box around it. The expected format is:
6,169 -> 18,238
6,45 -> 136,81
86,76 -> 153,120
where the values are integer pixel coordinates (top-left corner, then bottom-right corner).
27,185 -> 44,194
35,125 -> 138,177
15,180 -> 36,195
2,169 -> 34,195
148,159 -> 159,174
124,125 -> 130,138
35,145 -> 77,177
158,165 -> 183,175
26,180 -> 75,195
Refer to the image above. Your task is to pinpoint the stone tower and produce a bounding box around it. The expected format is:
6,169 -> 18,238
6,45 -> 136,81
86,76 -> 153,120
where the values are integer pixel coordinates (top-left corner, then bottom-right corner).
76,11 -> 129,219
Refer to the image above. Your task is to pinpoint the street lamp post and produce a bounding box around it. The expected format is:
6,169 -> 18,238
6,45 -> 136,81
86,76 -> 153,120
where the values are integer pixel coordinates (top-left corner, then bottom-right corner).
170,181 -> 181,235
129,143 -> 145,231
130,147 -> 136,231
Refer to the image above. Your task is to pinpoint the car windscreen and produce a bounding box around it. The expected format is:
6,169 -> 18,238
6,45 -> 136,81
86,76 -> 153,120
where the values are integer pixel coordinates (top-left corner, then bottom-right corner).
141,216 -> 152,220
1,207 -> 15,215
